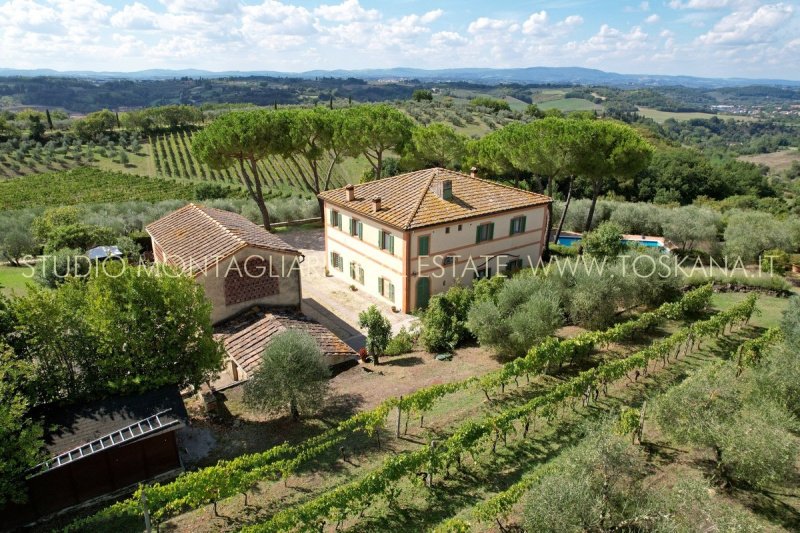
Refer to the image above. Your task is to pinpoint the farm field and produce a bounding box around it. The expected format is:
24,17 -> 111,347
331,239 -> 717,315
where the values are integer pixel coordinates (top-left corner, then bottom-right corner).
538,97 -> 601,112
636,106 -> 756,123
738,147 -> 800,173
0,167 -> 199,210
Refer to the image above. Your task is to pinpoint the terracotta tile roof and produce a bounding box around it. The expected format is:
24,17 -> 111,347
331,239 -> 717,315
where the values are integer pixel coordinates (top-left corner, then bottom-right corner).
318,167 -> 551,230
215,307 -> 357,375
146,204 -> 300,275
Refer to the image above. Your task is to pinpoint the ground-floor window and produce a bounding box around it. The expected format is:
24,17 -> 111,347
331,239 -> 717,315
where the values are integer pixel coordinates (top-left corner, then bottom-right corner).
378,277 -> 395,302
330,251 -> 343,272
350,261 -> 365,284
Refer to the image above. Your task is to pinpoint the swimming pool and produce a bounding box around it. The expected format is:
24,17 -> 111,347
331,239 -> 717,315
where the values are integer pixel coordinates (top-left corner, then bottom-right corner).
555,235 -> 666,250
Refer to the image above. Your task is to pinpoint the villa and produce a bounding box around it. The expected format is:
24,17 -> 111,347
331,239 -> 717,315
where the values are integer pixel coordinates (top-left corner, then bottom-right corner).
318,167 -> 552,313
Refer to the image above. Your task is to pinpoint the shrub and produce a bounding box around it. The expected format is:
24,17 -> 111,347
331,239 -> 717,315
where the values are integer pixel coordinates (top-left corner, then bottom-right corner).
357,305 -> 392,364
582,221 -> 624,259
419,285 -> 473,353
724,210 -> 792,264
385,327 -> 415,356
760,248 -> 791,274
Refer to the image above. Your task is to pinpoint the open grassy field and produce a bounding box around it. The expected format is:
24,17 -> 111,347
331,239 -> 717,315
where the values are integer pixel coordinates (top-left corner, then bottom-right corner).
738,147 -> 800,174
636,106 -> 757,123
538,97 -> 601,112
0,264 -> 32,296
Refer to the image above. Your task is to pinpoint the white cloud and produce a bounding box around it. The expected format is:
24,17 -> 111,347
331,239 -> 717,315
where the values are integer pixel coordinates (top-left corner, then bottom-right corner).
467,17 -> 518,34
0,0 -> 59,31
314,0 -> 378,22
669,0 -> 734,9
111,2 -> 159,30
645,14 -> 660,23
430,31 -> 467,48
522,11 -> 548,35
697,3 -> 793,45
420,9 -> 444,24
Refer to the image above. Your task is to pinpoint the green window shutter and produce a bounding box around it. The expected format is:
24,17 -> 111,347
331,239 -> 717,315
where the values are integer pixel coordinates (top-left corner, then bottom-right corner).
476,225 -> 481,243
378,277 -> 384,295
388,234 -> 395,254
521,216 -> 527,232
329,210 -> 335,226
350,261 -> 355,279
419,236 -> 429,256
388,282 -> 395,302
488,223 -> 494,240
358,267 -> 364,284
357,221 -> 363,239
378,229 -> 384,249
338,214 -> 343,231
509,219 -> 515,236
330,252 -> 335,265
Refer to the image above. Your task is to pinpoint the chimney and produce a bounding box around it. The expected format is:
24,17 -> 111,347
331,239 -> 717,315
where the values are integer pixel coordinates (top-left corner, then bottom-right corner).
345,184 -> 355,202
372,196 -> 382,213
470,167 -> 477,178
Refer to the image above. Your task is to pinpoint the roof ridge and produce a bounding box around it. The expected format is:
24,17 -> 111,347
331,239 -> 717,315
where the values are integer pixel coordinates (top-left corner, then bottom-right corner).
194,203 -> 249,249
403,168 -> 439,230
466,174 -> 552,200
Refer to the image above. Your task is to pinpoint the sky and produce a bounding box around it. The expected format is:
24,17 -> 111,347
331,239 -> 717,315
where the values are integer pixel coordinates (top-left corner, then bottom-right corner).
0,0 -> 798,79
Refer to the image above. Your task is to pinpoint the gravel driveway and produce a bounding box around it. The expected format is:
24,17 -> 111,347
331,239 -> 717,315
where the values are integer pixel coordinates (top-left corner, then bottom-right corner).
280,228 -> 418,350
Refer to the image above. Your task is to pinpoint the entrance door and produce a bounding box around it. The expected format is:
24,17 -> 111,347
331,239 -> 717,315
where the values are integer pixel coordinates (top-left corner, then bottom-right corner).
416,277 -> 431,310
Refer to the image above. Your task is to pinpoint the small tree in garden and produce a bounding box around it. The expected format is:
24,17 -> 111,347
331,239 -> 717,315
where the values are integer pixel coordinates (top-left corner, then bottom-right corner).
243,330 -> 330,422
582,221 -> 624,259
358,305 -> 392,365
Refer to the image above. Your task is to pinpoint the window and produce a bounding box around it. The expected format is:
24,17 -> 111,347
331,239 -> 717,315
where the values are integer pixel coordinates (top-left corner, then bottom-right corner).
509,216 -> 527,235
349,262 -> 364,284
350,218 -> 363,239
330,251 -> 343,271
506,258 -> 524,273
418,235 -> 430,256
378,277 -> 395,302
476,222 -> 495,243
458,224 -> 463,231
349,261 -> 356,280
474,266 -> 493,280
443,255 -> 454,265
445,227 -> 450,234
379,230 -> 395,254
329,209 -> 339,228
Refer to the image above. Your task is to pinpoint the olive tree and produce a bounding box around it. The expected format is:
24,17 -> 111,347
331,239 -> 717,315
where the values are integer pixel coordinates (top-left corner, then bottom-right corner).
243,330 -> 330,421
662,205 -> 721,250
723,210 -> 793,264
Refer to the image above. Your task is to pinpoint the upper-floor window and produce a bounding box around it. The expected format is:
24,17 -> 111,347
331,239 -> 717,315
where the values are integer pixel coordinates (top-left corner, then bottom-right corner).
350,218 -> 363,239
379,229 -> 395,254
509,216 -> 527,235
476,222 -> 495,243
418,235 -> 430,256
329,209 -> 342,230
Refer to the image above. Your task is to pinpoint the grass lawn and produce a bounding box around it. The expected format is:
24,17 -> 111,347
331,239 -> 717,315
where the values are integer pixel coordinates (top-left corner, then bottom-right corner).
0,264 -> 33,296
538,97 -> 600,112
710,292 -> 789,329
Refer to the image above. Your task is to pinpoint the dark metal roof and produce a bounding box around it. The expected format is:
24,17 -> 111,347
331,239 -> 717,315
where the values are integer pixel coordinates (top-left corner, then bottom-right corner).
34,385 -> 188,460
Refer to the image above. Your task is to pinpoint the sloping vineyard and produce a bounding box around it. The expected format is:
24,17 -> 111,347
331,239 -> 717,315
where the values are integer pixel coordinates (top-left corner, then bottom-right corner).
148,131 -> 349,193
64,286 -> 716,531
241,295 -> 758,532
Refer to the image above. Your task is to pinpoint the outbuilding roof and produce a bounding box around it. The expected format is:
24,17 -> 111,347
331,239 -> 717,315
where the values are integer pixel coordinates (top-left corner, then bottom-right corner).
318,167 -> 551,230
146,204 -> 300,275
31,385 -> 188,474
215,306 -> 357,376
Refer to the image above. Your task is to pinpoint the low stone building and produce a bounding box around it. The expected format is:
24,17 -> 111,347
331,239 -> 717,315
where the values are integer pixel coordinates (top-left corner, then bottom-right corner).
147,204 -> 303,324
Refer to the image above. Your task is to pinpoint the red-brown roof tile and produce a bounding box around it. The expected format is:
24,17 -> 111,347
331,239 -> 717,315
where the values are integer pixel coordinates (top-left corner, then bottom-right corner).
318,167 -> 551,230
146,204 -> 300,275
215,307 -> 357,375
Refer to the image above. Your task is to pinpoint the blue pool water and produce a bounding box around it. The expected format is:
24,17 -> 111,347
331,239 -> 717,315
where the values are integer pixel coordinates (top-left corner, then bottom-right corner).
556,235 -> 665,249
